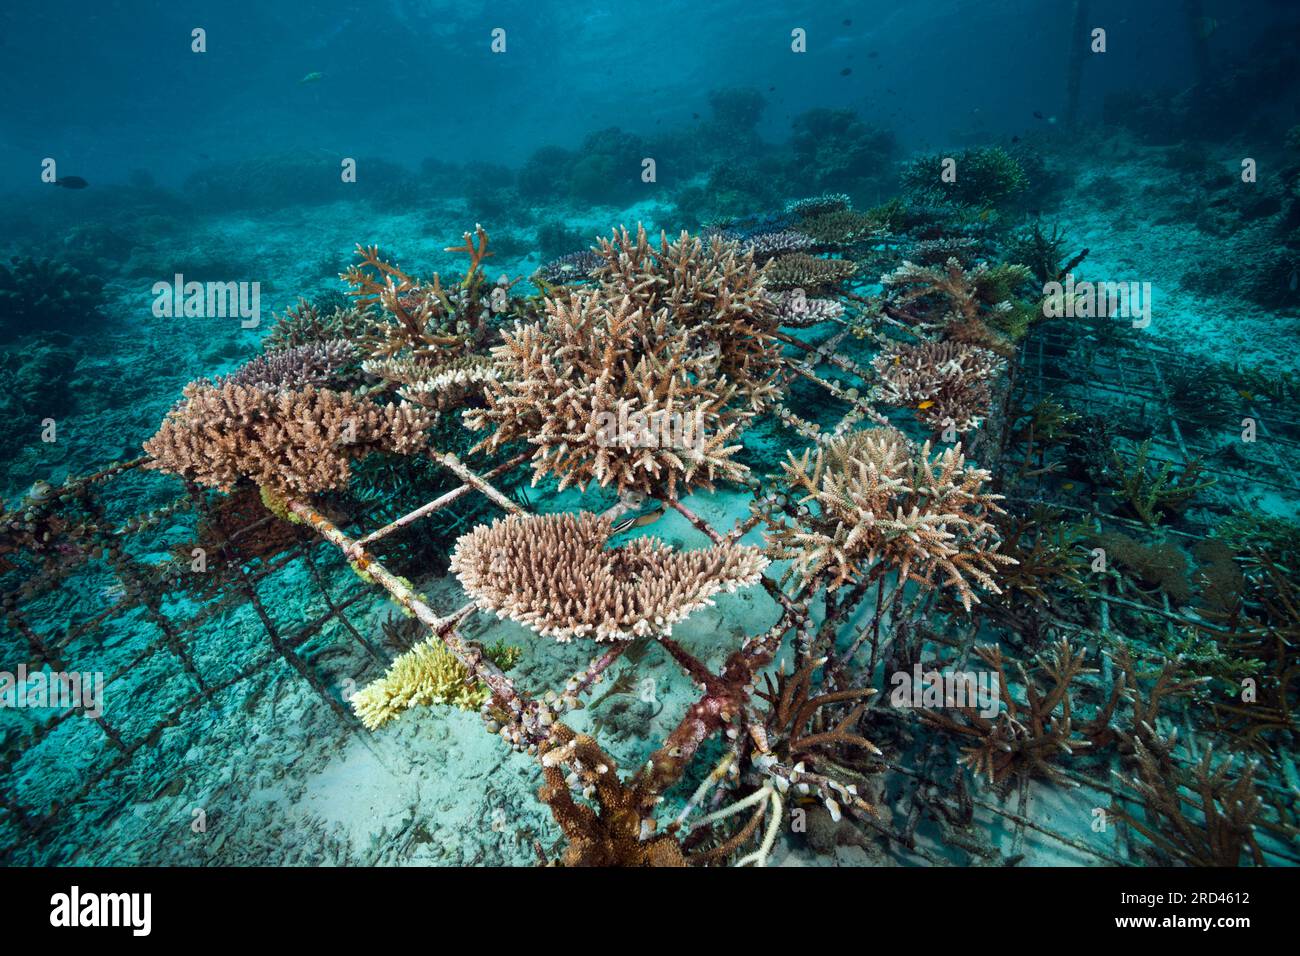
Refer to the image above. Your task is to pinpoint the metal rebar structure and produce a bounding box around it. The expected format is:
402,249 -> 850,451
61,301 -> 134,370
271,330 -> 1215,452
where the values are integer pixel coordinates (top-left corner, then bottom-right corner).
1,311 -> 1295,867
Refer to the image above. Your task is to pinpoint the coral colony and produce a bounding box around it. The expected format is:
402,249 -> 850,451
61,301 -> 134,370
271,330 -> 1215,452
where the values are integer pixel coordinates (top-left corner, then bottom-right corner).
1,4 -> 1299,877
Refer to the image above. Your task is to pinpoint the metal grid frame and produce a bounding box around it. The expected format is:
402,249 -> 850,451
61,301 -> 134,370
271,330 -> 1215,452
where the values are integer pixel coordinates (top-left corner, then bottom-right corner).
1,318 -> 1294,866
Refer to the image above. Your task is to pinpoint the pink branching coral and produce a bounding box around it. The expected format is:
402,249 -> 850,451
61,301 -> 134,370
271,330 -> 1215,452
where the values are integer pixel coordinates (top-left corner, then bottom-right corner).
871,339 -> 1005,433
468,293 -> 752,496
221,339 -> 357,390
143,382 -> 433,495
764,427 -> 1014,607
468,225 -> 786,497
590,224 -> 785,412
449,511 -> 768,642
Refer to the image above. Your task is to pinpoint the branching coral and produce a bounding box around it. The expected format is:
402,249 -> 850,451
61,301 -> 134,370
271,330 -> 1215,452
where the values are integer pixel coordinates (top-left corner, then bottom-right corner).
796,208 -> 886,249
1111,439 -> 1217,526
262,297 -> 373,352
756,657 -> 881,772
766,290 -> 844,327
901,146 -> 1028,209
764,427 -> 1014,607
1111,742 -> 1265,866
872,340 -> 1005,433
469,226 -> 786,497
764,253 -> 858,291
589,224 -> 784,410
221,339 -> 357,390
919,639 -> 1095,786
342,244 -> 478,361
363,354 -> 500,414
449,511 -> 768,642
536,249 -> 602,287
352,637 -> 522,729
143,382 -> 434,495
881,257 -> 1032,354
538,725 -> 687,866
740,230 -> 816,261
468,293 -> 751,496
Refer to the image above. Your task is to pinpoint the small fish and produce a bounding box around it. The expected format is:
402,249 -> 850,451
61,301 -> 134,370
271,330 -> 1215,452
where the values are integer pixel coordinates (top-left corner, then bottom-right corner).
868,51 -> 879,58
1195,16 -> 1218,39
26,480 -> 53,503
611,505 -> 666,535
1238,390 -> 1255,401
842,18 -> 852,26
1033,110 -> 1045,120
768,85 -> 776,92
978,209 -> 992,222
53,176 -> 88,189
916,400 -> 935,410
299,71 -> 324,84
1062,482 -> 1076,491
1289,269 -> 1298,291
1011,135 -> 1021,143
840,67 -> 852,76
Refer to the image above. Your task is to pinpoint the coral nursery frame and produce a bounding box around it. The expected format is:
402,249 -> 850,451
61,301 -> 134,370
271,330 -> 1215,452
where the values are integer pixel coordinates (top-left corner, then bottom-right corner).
1,310 -> 1296,867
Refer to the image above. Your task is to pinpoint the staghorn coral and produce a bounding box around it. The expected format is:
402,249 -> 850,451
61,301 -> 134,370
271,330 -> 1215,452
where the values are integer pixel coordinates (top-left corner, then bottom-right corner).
881,257 -> 1029,345
469,226 -> 785,497
919,640 -> 1096,786
221,339 -> 357,390
351,637 -> 521,729
1111,439 -> 1217,526
1111,742 -> 1265,866
764,252 -> 858,291
449,511 -> 768,642
143,382 -> 434,496
262,297 -> 373,352
765,427 -> 1014,607
756,657 -> 881,773
872,339 -> 1005,433
342,226 -> 511,365
538,725 -> 687,866
469,292 -> 752,496
589,224 -> 784,409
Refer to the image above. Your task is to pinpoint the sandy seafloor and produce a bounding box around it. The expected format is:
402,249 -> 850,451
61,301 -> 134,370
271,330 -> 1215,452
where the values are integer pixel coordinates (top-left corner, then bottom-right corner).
3,133 -> 1298,867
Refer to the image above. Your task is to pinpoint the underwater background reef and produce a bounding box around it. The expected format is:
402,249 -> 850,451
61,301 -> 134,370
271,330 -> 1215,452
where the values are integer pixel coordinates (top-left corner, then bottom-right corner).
1,0 -> 1298,868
